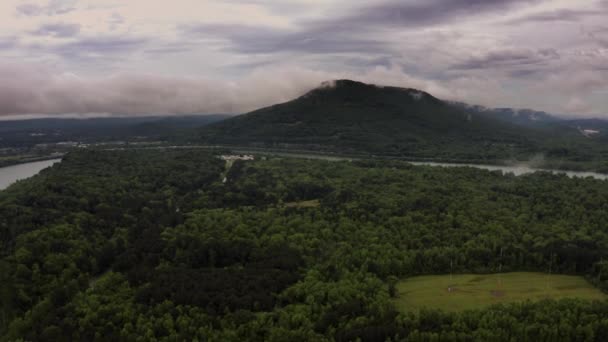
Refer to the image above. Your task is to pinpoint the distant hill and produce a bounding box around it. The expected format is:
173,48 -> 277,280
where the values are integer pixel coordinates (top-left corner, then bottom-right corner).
449,102 -> 561,128
200,80 -> 551,161
0,115 -> 229,148
450,102 -> 608,141
561,118 -> 608,140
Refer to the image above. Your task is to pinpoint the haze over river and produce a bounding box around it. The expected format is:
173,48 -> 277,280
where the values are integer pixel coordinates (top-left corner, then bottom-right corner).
0,159 -> 61,191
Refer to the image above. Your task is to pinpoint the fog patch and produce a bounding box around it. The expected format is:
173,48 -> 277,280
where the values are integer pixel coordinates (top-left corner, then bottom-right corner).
0,62 -> 456,118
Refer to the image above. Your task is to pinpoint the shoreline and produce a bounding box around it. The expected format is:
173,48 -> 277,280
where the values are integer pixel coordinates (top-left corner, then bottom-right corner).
0,154 -> 65,169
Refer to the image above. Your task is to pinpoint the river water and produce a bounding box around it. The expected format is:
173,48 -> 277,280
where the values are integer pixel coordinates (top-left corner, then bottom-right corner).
0,159 -> 61,191
237,150 -> 608,181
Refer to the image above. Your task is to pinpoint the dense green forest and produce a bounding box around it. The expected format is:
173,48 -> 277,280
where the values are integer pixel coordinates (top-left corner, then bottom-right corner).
3,149 -> 608,341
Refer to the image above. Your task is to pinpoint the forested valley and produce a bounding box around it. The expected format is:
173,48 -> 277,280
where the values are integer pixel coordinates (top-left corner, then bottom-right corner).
3,149 -> 608,341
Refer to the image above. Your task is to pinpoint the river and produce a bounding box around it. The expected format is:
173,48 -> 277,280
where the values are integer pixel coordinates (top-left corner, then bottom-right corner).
0,159 -> 62,191
232,150 -> 608,180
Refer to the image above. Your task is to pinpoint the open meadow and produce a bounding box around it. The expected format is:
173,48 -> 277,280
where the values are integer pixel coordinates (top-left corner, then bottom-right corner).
394,272 -> 607,312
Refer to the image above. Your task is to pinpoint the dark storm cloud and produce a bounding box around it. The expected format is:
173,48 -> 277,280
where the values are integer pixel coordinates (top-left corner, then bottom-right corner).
31,23 -> 81,38
182,23 -> 391,55
453,49 -> 560,70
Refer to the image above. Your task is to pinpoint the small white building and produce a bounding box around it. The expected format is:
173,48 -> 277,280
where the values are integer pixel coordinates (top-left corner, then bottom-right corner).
219,154 -> 255,161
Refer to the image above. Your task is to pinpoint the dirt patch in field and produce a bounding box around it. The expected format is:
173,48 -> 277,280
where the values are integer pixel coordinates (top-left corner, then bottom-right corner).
490,290 -> 505,297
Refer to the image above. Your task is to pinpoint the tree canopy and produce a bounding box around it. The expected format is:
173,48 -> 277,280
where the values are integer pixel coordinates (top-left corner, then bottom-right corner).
3,149 -> 608,341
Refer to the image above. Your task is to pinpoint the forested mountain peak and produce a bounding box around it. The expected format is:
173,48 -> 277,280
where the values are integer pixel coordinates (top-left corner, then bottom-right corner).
303,79 -> 437,104
199,79 -> 539,160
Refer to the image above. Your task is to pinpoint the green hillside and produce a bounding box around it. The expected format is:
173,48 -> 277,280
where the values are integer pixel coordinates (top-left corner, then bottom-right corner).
201,80 -> 544,161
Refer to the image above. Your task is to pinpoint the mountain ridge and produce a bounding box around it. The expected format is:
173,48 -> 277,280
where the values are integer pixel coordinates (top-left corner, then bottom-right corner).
200,79 -> 545,161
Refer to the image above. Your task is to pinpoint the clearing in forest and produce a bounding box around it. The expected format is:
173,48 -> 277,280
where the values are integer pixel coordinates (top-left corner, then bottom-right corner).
394,272 -> 607,312
284,199 -> 321,208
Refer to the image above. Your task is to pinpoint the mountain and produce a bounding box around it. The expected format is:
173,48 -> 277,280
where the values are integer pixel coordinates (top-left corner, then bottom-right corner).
560,118 -> 608,140
449,102 -> 561,128
449,102 -> 608,142
200,80 -> 549,161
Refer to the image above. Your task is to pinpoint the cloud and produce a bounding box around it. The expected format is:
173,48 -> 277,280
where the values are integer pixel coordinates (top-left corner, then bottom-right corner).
218,0 -> 318,15
328,0 -> 545,29
0,62 -> 322,116
565,97 -> 592,114
0,60 -> 606,119
507,9 -> 601,24
0,61 -> 454,117
176,0 -> 550,70
30,23 -> 81,38
181,23 -> 392,55
143,42 -> 196,55
452,48 -> 560,70
0,37 -> 18,50
107,12 -> 125,30
16,4 -> 43,16
51,36 -> 148,59
2,0 -> 607,117
584,27 -> 608,48
507,69 -> 542,78
16,0 -> 76,17
180,0 -> 543,57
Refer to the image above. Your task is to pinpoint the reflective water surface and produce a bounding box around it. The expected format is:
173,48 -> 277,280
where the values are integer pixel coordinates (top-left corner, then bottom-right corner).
0,159 -> 61,191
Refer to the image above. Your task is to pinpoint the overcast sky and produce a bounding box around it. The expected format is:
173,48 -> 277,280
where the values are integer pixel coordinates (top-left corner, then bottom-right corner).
1,0 -> 607,119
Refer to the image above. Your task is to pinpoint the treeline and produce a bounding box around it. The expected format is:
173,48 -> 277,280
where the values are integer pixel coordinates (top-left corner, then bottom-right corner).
3,151 -> 608,341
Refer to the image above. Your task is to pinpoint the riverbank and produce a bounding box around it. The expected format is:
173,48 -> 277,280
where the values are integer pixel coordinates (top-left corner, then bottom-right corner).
0,153 -> 65,168
0,159 -> 62,190
188,143 -> 608,175
99,143 -> 608,178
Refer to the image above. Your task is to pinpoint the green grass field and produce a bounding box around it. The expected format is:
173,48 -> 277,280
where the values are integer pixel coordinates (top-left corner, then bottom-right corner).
394,272 -> 607,312
284,199 -> 321,208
